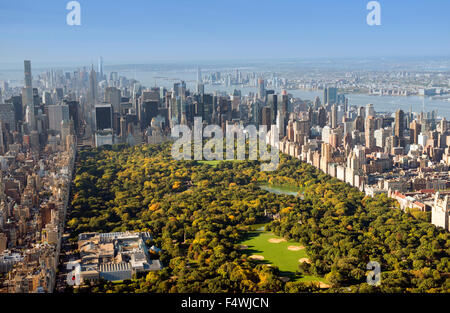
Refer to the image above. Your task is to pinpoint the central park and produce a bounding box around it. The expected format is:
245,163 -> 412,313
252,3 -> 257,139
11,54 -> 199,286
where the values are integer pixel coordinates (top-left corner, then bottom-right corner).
65,142 -> 449,293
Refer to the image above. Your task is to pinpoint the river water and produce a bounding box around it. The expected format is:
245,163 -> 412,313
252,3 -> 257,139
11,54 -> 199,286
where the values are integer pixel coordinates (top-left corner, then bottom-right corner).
2,65 -> 449,118
133,71 -> 450,118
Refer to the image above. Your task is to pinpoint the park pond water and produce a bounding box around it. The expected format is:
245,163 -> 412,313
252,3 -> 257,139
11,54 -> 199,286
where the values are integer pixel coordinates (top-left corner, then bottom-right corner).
259,184 -> 304,199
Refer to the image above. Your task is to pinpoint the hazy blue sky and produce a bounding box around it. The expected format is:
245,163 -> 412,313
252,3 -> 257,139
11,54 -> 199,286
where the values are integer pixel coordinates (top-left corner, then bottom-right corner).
1,0 -> 449,65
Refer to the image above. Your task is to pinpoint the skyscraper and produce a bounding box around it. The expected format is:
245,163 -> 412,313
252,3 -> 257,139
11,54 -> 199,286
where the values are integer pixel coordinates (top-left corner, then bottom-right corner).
410,120 -> 421,144
365,116 -> 375,149
252,101 -> 260,125
95,104 -> 113,131
0,103 -> 16,131
314,96 -> 321,109
324,87 -> 337,107
88,66 -> 97,106
318,106 -> 327,128
358,106 -> 366,119
105,87 -> 121,114
197,83 -> 204,95
43,91 -> 52,105
331,104 -> 338,129
5,96 -> 22,123
261,106 -> 272,127
395,109 -> 405,138
179,81 -> 186,100
267,94 -> 277,124
65,100 -> 80,134
258,79 -> 265,100
98,57 -> 104,81
23,60 -> 35,130
173,82 -> 180,98
366,103 -> 375,118
141,101 -> 159,129
24,60 -> 32,90
48,104 -> 70,132
327,87 -> 337,106
197,67 -> 202,83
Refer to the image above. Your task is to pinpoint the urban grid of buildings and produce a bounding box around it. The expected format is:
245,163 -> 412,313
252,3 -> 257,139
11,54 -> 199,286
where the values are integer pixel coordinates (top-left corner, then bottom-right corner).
0,58 -> 449,292
0,61 -> 77,293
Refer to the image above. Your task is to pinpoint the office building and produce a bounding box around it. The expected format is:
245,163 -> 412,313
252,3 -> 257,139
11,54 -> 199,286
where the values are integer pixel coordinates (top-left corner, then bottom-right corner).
95,104 -> 113,131
105,87 -> 121,114
258,79 -> 265,100
395,109 -> 405,138
324,87 -> 337,107
331,104 -> 338,129
48,105 -> 70,132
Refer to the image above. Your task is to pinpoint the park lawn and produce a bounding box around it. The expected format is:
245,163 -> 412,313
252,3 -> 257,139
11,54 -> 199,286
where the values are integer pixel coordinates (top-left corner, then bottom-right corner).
240,230 -> 324,283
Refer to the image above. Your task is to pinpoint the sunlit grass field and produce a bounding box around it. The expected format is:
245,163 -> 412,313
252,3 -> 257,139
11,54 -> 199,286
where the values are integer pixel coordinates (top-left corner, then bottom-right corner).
240,229 -> 324,283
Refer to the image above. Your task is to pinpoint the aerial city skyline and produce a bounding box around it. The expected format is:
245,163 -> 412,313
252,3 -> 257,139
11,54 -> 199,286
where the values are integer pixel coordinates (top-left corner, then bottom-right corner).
0,55 -> 449,293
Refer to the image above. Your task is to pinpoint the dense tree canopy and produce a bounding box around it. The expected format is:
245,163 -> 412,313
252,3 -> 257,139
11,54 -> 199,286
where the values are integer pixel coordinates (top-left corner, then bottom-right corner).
67,143 -> 449,293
